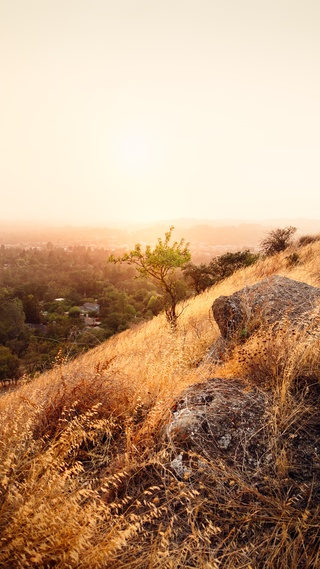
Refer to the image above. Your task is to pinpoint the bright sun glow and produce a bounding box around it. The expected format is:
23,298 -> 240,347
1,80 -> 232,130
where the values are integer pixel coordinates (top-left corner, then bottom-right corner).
113,128 -> 154,172
106,126 -> 167,222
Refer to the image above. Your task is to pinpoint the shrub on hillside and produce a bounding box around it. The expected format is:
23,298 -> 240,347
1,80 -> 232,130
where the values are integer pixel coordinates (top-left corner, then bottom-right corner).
260,226 -> 297,256
297,233 -> 320,247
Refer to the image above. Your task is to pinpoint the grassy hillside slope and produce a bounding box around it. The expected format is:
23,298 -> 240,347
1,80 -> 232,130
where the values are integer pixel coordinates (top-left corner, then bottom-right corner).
1,240 -> 320,568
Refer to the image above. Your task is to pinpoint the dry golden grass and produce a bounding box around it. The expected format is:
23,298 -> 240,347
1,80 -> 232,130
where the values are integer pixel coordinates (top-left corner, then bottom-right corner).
0,240 -> 319,568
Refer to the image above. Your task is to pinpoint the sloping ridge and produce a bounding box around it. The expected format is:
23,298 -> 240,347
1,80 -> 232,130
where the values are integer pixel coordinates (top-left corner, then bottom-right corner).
1,243 -> 320,568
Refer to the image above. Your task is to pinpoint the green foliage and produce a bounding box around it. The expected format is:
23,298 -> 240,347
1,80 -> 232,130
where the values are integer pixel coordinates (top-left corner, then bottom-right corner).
110,226 -> 190,278
0,298 -> 26,343
77,327 -> 107,347
68,306 -> 81,318
21,294 -> 42,323
260,226 -> 297,256
213,249 -> 259,278
109,226 -> 191,328
0,345 -> 20,380
184,250 -> 259,294
183,263 -> 215,294
146,294 -> 163,315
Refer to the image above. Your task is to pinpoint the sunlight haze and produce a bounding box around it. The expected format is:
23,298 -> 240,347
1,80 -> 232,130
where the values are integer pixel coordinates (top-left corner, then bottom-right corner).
1,0 -> 319,225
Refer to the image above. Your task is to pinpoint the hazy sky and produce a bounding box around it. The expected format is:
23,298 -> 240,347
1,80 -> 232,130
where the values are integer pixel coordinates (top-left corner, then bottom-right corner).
1,0 -> 320,225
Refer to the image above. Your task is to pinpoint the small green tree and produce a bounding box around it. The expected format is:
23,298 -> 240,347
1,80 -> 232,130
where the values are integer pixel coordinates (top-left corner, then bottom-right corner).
260,226 -> 297,257
183,262 -> 215,294
184,250 -> 259,295
213,249 -> 259,278
109,226 -> 191,329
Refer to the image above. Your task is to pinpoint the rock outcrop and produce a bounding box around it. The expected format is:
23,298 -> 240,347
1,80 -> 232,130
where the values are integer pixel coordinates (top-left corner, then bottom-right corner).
166,376 -> 320,490
212,275 -> 320,340
167,378 -> 270,478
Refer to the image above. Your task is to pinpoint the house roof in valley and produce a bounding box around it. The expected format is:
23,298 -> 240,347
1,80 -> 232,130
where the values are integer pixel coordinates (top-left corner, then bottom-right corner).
78,302 -> 100,313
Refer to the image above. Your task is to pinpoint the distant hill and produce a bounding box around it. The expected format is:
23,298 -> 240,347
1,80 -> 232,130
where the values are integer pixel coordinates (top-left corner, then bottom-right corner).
127,218 -> 320,252
0,218 -> 319,252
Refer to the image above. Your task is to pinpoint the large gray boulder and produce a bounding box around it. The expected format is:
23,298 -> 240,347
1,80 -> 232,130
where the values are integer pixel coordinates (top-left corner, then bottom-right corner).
212,275 -> 320,340
166,377 -> 320,487
167,378 -> 270,478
